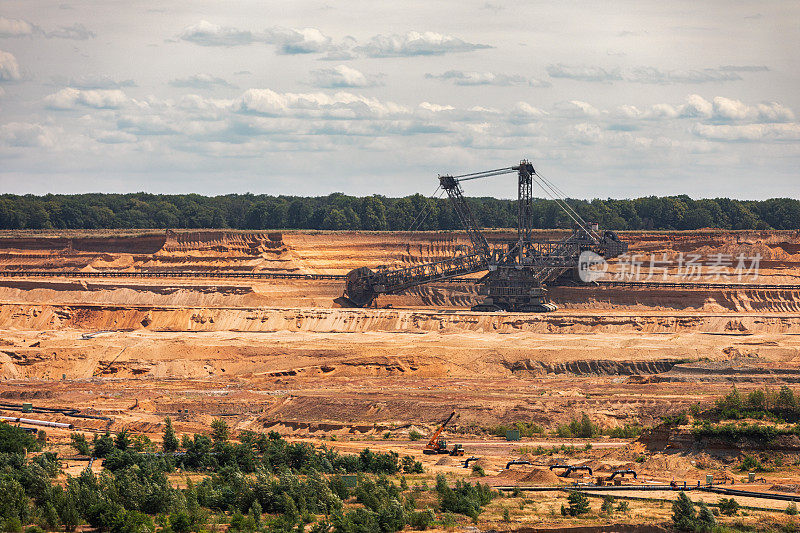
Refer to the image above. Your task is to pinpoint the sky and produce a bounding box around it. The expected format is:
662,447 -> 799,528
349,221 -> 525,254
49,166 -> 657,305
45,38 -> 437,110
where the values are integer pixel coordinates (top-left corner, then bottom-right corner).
0,0 -> 798,200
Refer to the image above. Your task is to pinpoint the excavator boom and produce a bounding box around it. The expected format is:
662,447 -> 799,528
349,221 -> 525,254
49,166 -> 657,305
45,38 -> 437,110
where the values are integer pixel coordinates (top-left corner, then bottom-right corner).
342,159 -> 628,311
423,411 -> 456,454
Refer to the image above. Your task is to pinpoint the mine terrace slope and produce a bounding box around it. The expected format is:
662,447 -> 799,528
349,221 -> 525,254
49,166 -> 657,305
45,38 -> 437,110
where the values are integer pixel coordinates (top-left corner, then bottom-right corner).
0,228 -> 799,436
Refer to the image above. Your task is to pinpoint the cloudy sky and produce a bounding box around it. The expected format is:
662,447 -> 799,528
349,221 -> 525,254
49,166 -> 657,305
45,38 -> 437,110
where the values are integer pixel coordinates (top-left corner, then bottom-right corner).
0,1 -> 798,200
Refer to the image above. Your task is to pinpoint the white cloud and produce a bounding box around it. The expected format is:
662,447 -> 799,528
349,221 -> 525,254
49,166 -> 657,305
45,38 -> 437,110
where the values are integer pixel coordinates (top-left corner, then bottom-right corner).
94,130 -> 137,144
547,64 -> 621,82
548,64 -> 765,85
262,27 -> 332,54
236,88 -> 408,119
567,122 -> 604,144
719,65 -> 769,73
692,123 -> 800,142
626,67 -> 741,84
178,20 -> 254,46
510,102 -> 547,123
0,17 -> 94,39
419,102 -> 455,112
0,16 -> 36,37
0,50 -> 21,81
55,74 -> 136,89
615,95 -> 795,124
555,100 -> 602,118
177,21 -> 337,54
116,114 -> 177,135
0,122 -> 57,147
45,23 -> 94,40
170,74 -> 235,89
357,31 -> 491,57
425,70 -> 550,87
310,65 -> 380,88
682,94 -> 713,118
45,88 -> 129,109
711,97 -> 795,122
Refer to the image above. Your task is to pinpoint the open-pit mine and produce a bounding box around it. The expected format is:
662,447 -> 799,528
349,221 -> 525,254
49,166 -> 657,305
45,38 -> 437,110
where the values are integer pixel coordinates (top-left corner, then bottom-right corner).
3,226 -> 800,530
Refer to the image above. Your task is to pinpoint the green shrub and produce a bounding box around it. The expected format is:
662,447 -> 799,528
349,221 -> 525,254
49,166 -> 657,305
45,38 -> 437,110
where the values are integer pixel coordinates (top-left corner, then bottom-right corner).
0,424 -> 40,454
556,414 -> 600,439
561,492 -> 590,517
401,456 -> 423,474
471,464 -> 485,477
409,430 -> 422,441
717,497 -> 740,516
608,424 -> 642,438
787,502 -> 798,515
1,518 -> 22,533
91,432 -> 114,458
672,491 -> 695,531
739,455 -> 769,472
334,508 -> 379,533
600,496 -> 615,517
408,509 -> 434,530
661,412 -> 689,426
113,429 -> 130,451
435,474 -> 494,520
616,500 -> 630,513
70,433 -> 91,455
210,418 -> 229,442
696,502 -> 716,532
490,421 -> 545,438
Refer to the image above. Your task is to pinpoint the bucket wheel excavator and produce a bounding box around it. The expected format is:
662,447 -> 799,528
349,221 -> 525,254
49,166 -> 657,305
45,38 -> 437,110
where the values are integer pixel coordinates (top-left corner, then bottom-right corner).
343,160 -> 628,312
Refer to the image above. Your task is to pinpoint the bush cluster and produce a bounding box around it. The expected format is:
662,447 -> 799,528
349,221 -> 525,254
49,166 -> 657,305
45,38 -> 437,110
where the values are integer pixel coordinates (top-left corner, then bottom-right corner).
692,421 -> 799,446
2,419 -> 443,533
556,414 -> 601,439
714,386 -> 800,422
672,491 -> 716,532
2,417 -> 507,533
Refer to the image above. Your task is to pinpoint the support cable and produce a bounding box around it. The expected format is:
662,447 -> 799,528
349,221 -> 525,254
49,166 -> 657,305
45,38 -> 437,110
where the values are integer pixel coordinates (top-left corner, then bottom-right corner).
406,185 -> 442,233
532,171 -> 600,242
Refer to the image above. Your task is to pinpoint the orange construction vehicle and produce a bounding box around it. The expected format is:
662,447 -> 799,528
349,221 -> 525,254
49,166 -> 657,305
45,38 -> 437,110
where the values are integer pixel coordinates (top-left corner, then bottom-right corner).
423,412 -> 464,456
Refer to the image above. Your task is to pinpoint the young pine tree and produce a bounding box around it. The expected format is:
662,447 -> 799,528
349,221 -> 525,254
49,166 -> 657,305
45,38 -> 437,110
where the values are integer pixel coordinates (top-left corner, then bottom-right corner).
163,417 -> 179,452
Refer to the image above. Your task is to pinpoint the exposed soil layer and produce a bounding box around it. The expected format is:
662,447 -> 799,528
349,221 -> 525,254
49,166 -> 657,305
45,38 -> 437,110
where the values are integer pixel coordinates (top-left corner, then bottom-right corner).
1,228 -> 799,282
0,229 -> 799,444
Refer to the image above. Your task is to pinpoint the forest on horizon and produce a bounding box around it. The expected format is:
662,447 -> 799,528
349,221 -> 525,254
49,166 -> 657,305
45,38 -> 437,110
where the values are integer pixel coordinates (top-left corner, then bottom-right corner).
0,193 -> 798,231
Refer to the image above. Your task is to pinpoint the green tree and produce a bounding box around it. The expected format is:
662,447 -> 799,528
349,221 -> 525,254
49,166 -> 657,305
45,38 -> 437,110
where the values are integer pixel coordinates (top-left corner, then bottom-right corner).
696,502 -> 715,532
70,433 -> 91,455
360,197 -> 388,230
671,491 -> 696,531
210,419 -> 229,442
777,385 -> 797,412
92,432 -> 115,458
162,417 -> 179,453
561,491 -> 590,517
0,476 -> 29,525
322,209 -> 348,230
600,496 -> 615,517
717,497 -> 740,516
0,424 -> 40,454
114,429 -> 130,451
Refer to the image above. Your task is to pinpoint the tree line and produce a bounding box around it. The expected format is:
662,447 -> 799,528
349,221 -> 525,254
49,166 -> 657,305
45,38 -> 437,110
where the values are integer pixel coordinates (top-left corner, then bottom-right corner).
1,192 -> 799,231
0,417 -> 497,533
